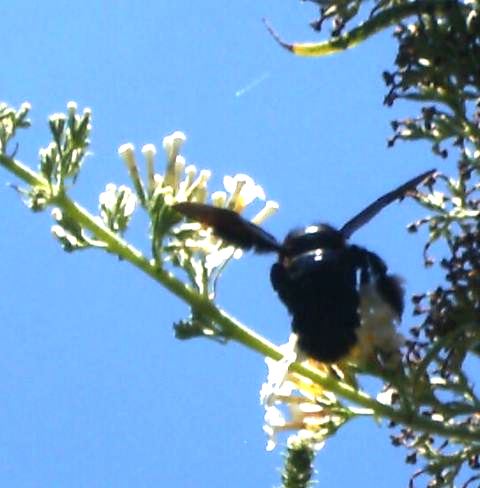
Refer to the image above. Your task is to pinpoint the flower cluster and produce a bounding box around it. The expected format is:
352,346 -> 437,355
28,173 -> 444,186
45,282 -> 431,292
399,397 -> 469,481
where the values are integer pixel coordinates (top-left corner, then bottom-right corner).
99,184 -> 137,233
116,130 -> 279,340
117,131 -> 278,286
260,334 -> 352,452
40,101 -> 91,188
0,101 -> 31,155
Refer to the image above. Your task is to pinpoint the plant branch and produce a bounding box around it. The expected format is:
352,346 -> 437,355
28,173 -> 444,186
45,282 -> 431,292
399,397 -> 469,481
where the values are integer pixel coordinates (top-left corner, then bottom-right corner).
1,153 -> 479,445
265,0 -> 460,57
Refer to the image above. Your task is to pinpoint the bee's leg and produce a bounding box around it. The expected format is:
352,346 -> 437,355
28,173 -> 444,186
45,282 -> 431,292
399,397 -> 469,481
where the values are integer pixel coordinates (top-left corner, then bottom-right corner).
349,246 -> 405,366
365,251 -> 404,319
350,246 -> 404,318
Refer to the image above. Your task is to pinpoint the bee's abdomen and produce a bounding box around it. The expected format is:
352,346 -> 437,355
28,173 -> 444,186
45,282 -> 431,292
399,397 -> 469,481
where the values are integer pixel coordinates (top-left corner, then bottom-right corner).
270,251 -> 360,362
292,275 -> 360,362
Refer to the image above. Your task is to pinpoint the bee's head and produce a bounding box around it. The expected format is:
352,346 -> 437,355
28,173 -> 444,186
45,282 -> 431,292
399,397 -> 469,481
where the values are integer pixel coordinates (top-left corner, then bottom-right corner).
281,223 -> 346,258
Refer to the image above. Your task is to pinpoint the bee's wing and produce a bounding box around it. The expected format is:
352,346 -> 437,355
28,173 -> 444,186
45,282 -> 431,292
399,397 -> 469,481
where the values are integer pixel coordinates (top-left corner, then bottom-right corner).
173,202 -> 282,253
340,169 -> 435,239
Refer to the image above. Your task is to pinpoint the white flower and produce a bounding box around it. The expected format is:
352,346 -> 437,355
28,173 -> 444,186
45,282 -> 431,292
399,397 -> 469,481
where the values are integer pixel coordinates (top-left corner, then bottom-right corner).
118,144 -> 145,199
188,169 -> 211,203
51,207 -> 63,221
142,144 -> 157,194
39,142 -> 57,160
20,102 -> 32,112
184,164 -> 196,180
424,190 -> 446,209
287,430 -> 325,452
174,155 -> 186,189
263,404 -> 287,451
98,184 -> 137,229
51,225 -> 66,238
211,191 -> 227,207
118,143 -> 136,172
51,224 -> 78,247
67,100 -> 78,114
224,174 -> 266,211
99,183 -> 118,208
260,334 -> 299,407
162,130 -> 186,162
376,386 -> 397,406
260,334 -> 340,451
118,185 -> 137,217
251,200 -> 279,225
418,58 -> 431,67
205,245 -> 236,272
49,112 -> 67,123
142,144 -> 157,157
176,165 -> 198,202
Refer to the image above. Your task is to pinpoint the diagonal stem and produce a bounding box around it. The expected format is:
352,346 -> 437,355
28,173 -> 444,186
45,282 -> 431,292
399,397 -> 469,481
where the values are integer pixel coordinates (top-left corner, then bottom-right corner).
0,153 -> 479,444
265,0 -> 461,57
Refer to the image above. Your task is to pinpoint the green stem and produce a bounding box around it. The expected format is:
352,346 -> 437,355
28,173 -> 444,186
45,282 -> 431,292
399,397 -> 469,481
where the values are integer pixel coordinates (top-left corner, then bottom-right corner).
266,0 -> 460,57
1,154 -> 479,444
0,154 -> 47,188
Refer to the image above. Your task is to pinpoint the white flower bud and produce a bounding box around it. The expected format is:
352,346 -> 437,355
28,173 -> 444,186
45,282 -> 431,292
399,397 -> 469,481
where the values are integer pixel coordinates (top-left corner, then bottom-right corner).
51,224 -> 67,239
185,164 -> 196,178
142,143 -> 157,157
224,173 -> 266,211
118,185 -> 137,217
142,144 -> 157,194
20,102 -> 32,112
51,208 -> 63,221
251,200 -> 279,225
117,144 -> 145,203
211,191 -> 227,207
67,101 -> 77,118
198,169 -> 211,185
182,164 -> 197,189
162,130 -> 186,161
99,183 -> 118,208
174,155 -> 186,187
118,143 -> 136,169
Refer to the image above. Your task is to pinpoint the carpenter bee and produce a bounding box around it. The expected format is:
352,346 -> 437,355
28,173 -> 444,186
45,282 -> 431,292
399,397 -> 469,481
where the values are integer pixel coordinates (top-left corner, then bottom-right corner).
173,170 -> 435,363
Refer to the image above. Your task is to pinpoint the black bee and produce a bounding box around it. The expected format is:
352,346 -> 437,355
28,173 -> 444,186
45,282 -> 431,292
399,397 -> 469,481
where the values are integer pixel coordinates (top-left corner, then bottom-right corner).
173,170 -> 434,363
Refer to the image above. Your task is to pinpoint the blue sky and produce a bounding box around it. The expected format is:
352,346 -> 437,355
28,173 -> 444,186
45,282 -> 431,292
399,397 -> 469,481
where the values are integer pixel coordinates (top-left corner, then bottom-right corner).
1,2 -> 443,487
